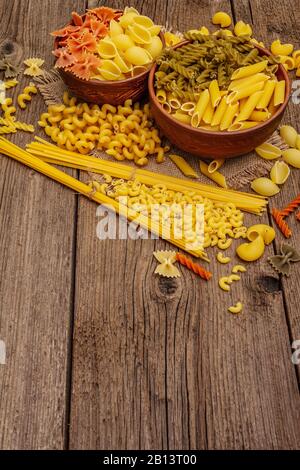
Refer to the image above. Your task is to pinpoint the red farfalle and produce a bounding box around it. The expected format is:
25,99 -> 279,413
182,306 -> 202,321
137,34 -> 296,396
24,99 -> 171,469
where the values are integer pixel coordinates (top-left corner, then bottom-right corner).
70,54 -> 101,81
71,11 -> 84,26
53,48 -> 77,69
68,30 -> 97,60
90,18 -> 108,39
51,23 -> 81,37
87,6 -> 116,24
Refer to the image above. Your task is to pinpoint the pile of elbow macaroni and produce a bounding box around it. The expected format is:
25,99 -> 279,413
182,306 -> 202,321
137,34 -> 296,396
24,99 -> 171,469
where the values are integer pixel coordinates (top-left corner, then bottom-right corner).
38,92 -> 168,165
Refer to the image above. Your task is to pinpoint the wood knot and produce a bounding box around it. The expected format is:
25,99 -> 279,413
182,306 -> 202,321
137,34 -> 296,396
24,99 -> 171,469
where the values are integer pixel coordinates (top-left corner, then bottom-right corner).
0,39 -> 23,64
256,275 -> 281,293
1,40 -> 15,56
155,276 -> 180,300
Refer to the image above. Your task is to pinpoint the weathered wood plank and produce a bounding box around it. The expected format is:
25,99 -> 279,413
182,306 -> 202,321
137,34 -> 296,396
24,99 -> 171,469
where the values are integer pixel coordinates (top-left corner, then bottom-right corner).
0,0 -> 84,450
70,0 -> 300,450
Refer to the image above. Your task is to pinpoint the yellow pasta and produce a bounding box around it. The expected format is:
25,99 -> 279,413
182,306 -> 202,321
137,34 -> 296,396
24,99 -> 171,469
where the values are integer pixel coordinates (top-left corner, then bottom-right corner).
270,161 -> 290,184
208,159 -> 225,173
220,102 -> 239,130
23,58 -> 44,77
212,12 -> 231,28
216,252 -> 231,264
209,79 -> 221,107
4,79 -> 18,89
227,81 -> 265,104
280,125 -> 298,148
273,80 -> 286,106
219,277 -> 231,292
251,177 -> 280,196
1,98 -> 16,121
153,251 -> 181,278
256,80 -> 276,109
169,154 -> 199,178
218,238 -> 233,250
231,61 -> 268,80
17,82 -> 38,109
236,235 -> 265,262
249,110 -> 270,122
125,46 -> 152,66
228,121 -> 259,131
234,21 -> 252,37
232,265 -> 247,273
271,39 -> 293,56
199,160 -> 227,188
282,149 -> 300,168
255,142 -> 282,160
202,100 -> 214,124
156,89 -> 167,103
279,55 -> 296,71
235,91 -> 263,122
191,89 -> 210,128
211,96 -> 228,126
228,73 -> 269,91
228,302 -> 243,314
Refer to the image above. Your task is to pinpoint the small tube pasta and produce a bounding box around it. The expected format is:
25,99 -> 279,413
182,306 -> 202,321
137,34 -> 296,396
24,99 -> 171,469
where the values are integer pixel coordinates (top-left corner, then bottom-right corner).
208,159 -> 225,173
212,12 -> 231,28
156,89 -> 167,103
172,111 -> 191,124
231,61 -> 268,80
199,160 -> 228,188
216,252 -> 231,264
219,277 -> 231,292
209,79 -> 221,107
228,121 -> 259,131
228,302 -> 243,314
169,154 -> 199,178
232,265 -> 247,273
181,102 -> 195,113
271,39 -> 293,56
249,110 -> 270,122
273,80 -> 286,106
256,80 -> 276,109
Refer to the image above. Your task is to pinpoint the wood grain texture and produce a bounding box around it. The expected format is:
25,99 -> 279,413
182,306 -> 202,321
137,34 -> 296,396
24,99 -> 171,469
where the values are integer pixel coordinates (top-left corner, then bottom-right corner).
70,0 -> 300,450
0,0 -> 83,450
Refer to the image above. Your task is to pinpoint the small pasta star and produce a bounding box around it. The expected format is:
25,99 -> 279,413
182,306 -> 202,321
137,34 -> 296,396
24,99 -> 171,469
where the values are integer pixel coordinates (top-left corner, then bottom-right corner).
23,58 -> 45,77
153,251 -> 181,278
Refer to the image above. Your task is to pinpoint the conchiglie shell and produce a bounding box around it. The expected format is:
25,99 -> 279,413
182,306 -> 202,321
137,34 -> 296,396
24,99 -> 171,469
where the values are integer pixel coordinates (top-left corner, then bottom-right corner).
112,34 -> 135,51
296,135 -> 300,150
236,235 -> 265,262
127,24 -> 152,45
280,125 -> 298,147
123,7 -> 140,15
143,36 -> 163,59
131,65 -> 149,77
251,177 -> 280,196
114,52 -> 132,73
97,61 -> 122,81
133,15 -> 154,28
247,224 -> 275,244
282,148 -> 300,168
270,161 -> 290,184
255,142 -> 282,160
109,19 -> 123,37
149,25 -> 162,36
119,12 -> 139,29
125,46 -> 152,66
97,39 -> 118,59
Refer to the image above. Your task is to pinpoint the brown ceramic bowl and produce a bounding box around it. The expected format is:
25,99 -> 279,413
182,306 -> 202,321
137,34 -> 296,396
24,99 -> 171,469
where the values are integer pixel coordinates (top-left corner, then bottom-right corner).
54,16 -> 165,106
149,42 -> 291,159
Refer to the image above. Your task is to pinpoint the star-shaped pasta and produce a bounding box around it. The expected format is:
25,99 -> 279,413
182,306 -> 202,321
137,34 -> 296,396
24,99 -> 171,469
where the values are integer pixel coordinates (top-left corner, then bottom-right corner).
153,251 -> 181,278
24,58 -> 45,77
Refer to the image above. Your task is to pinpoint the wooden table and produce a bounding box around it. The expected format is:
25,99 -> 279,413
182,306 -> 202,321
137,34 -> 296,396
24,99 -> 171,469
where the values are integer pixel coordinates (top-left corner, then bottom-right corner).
0,0 -> 300,450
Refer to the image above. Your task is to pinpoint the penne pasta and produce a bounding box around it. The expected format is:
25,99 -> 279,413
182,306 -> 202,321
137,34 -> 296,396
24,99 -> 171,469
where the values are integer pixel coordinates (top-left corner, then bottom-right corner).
235,90 -> 264,122
228,73 -> 269,91
167,93 -> 181,109
181,102 -> 195,113
209,79 -> 221,107
191,89 -> 210,128
249,110 -> 270,122
172,111 -> 191,124
231,60 -> 268,80
202,99 -> 214,124
211,96 -> 227,126
227,81 -> 265,104
228,121 -> 260,131
220,102 -> 239,130
156,89 -> 167,103
199,160 -> 228,188
273,80 -> 286,106
256,80 -> 276,109
208,159 -> 225,173
169,154 -> 199,178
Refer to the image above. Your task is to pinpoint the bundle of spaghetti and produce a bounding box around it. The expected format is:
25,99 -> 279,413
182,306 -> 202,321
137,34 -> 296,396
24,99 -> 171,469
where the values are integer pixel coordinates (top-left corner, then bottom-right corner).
0,136 -> 206,259
279,194 -> 300,217
26,138 -> 268,214
176,253 -> 212,280
272,208 -> 292,238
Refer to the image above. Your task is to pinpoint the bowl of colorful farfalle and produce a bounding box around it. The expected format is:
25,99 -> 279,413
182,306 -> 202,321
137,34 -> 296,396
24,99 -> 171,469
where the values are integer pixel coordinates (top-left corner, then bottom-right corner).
52,6 -> 164,105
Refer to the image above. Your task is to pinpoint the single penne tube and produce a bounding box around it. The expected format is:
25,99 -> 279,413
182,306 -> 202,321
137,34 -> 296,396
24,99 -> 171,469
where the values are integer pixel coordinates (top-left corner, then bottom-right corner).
211,96 -> 227,126
167,93 -> 181,110
199,160 -> 228,188
228,73 -> 270,91
202,99 -> 214,124
235,90 -> 264,122
228,121 -> 259,131
198,125 -> 220,131
156,89 -> 167,103
239,97 -> 248,112
172,111 -> 191,124
208,159 -> 225,173
169,154 -> 199,178
220,102 -> 239,130
273,80 -> 286,106
191,89 -> 210,127
227,81 -> 265,104
256,80 -> 276,109
181,101 -> 196,113
268,96 -> 278,115
162,102 -> 172,113
249,110 -> 271,122
231,60 -> 268,80
209,79 -> 221,107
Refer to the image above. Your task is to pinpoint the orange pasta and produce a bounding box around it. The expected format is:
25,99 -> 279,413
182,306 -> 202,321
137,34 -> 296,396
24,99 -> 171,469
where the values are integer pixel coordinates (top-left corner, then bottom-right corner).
272,208 -> 292,238
279,194 -> 300,217
176,253 -> 212,280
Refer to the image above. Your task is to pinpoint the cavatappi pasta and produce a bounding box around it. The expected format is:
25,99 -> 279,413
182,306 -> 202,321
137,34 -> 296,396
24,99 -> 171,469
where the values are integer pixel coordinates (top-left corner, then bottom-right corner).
38,92 -> 168,166
154,31 -> 285,132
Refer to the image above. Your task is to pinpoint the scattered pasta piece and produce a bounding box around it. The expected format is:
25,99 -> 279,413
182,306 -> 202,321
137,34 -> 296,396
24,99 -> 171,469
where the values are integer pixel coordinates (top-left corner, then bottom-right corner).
232,265 -> 247,273
208,159 -> 225,173
255,143 -> 282,160
234,21 -> 252,37
164,32 -> 183,47
1,98 -> 16,121
23,58 -> 45,77
199,160 -> 227,188
236,235 -> 265,261
247,224 -> 275,245
270,161 -> 290,185
251,177 -> 280,196
268,243 -> 300,276
282,149 -> 300,168
277,194 -> 300,217
169,154 -> 199,178
0,125 -> 16,135
219,276 -> 231,291
271,39 -> 293,56
216,252 -> 231,264
271,208 -> 292,238
280,125 -> 298,148
228,274 -> 241,283
176,253 -> 212,280
0,57 -> 19,78
4,79 -> 18,89
228,302 -> 243,314
153,251 -> 181,278
212,12 -> 232,28
17,82 -> 38,109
